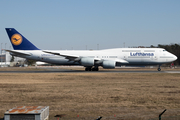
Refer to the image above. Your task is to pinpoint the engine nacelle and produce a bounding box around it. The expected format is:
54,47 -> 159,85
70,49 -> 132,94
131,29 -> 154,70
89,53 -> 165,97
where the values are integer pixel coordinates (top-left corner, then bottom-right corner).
81,58 -> 94,66
102,60 -> 116,69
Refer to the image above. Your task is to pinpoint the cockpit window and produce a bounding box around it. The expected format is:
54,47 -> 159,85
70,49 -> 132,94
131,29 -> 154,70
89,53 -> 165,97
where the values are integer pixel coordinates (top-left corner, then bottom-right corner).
163,50 -> 166,52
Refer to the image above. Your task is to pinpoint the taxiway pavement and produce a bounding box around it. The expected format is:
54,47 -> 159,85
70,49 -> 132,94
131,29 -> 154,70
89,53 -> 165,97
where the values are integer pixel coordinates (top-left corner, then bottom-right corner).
0,69 -> 179,73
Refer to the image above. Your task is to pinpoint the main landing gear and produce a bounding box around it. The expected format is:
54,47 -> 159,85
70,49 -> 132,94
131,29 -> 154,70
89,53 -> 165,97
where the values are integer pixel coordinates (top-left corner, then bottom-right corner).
157,65 -> 161,71
85,66 -> 99,71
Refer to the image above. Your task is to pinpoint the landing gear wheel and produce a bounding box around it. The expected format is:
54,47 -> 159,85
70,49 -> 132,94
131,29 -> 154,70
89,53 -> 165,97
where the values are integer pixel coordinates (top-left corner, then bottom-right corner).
92,67 -> 99,71
85,67 -> 99,71
85,67 -> 92,71
92,68 -> 95,71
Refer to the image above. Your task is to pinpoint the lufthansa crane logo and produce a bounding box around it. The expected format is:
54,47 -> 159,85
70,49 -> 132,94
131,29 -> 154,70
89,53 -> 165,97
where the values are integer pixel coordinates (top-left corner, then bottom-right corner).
11,34 -> 23,45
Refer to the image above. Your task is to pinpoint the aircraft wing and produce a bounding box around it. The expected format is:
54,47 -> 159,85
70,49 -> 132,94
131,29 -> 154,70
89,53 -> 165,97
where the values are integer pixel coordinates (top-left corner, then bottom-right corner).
5,50 -> 31,56
43,50 -> 101,62
43,50 -> 80,61
43,50 -> 128,63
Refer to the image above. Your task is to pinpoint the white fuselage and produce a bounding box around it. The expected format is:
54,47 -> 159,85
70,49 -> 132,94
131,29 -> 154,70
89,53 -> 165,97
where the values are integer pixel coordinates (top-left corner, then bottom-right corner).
11,48 -> 177,66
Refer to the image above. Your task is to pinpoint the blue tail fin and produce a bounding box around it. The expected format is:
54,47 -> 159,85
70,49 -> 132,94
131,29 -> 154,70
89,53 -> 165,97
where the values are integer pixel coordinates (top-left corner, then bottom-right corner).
5,28 -> 40,50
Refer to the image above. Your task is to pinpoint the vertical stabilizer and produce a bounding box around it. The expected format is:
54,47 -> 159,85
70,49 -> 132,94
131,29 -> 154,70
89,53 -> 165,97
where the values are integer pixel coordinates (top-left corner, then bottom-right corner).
5,28 -> 40,50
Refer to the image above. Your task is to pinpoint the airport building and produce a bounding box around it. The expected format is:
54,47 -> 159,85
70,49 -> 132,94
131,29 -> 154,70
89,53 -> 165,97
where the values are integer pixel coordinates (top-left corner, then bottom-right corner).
0,52 -> 11,66
0,51 -> 26,67
0,52 -> 11,62
4,106 -> 49,120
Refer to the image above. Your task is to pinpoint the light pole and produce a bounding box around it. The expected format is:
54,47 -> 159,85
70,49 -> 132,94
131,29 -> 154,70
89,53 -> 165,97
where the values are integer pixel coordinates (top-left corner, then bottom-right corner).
5,43 -> 6,67
97,44 -> 99,50
1,43 -> 3,67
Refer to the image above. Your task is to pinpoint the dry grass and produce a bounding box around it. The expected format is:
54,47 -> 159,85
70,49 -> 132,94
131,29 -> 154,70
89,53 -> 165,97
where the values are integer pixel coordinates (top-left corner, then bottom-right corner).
0,67 -> 180,119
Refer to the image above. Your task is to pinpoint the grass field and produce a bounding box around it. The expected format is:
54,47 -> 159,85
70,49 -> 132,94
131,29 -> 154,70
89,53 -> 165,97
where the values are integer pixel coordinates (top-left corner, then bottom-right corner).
0,67 -> 180,120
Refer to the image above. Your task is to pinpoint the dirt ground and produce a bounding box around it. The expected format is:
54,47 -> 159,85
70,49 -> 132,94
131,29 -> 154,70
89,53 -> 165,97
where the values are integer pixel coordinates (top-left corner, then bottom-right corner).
0,67 -> 180,120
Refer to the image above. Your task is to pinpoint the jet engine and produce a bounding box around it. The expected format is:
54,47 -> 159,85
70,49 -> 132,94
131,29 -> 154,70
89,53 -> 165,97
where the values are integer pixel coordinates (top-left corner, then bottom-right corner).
102,60 -> 116,69
81,58 -> 94,66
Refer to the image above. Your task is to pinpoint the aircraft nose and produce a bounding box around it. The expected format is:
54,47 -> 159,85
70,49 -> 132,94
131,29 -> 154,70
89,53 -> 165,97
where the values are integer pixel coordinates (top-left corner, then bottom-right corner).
174,55 -> 178,61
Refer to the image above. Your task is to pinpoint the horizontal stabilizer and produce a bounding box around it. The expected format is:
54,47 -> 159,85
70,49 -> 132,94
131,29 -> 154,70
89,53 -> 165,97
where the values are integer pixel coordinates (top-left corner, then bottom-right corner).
5,50 -> 31,56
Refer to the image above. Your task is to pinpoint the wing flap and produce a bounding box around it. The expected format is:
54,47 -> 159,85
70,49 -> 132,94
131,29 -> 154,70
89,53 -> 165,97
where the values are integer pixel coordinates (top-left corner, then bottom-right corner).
115,59 -> 129,63
43,50 -> 80,61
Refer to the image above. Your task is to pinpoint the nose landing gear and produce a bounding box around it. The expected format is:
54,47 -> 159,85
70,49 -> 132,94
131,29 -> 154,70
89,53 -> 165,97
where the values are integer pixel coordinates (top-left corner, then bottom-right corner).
157,65 -> 161,71
158,68 -> 161,71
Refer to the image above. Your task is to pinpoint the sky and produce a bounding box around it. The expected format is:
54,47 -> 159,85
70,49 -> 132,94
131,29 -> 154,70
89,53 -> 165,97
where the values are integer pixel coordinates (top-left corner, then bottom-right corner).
0,0 -> 180,50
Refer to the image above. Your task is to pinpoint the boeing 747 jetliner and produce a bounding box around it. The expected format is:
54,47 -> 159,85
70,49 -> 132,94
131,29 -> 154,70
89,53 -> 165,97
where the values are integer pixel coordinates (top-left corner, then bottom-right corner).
5,28 -> 177,71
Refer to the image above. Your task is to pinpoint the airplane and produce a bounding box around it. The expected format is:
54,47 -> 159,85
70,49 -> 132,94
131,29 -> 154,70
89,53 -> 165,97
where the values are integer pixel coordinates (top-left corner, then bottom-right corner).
5,28 -> 177,71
